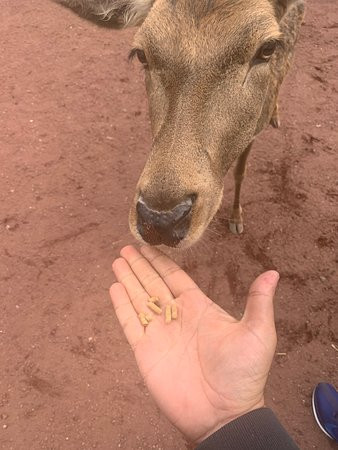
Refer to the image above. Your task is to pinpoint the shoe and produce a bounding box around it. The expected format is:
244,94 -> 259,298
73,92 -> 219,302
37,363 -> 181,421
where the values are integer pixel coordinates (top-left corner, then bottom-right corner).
312,383 -> 338,442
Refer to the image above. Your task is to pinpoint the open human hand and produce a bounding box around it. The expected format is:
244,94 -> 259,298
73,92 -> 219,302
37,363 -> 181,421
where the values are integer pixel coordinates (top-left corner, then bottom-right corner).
110,245 -> 279,443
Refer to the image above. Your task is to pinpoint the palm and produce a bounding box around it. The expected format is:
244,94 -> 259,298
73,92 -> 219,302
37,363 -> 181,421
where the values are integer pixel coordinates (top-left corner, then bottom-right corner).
110,245 -> 278,443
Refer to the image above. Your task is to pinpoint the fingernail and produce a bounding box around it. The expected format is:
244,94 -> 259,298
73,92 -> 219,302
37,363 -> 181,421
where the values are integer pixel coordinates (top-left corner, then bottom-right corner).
266,270 -> 280,284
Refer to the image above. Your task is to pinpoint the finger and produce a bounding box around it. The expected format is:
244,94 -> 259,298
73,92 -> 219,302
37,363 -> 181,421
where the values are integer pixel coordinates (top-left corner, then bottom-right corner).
242,270 -> 280,331
140,246 -> 198,298
120,245 -> 174,303
112,257 -> 149,313
110,282 -> 144,349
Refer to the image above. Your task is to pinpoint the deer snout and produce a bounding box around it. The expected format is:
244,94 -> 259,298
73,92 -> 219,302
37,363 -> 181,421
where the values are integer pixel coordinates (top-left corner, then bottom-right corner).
136,194 -> 196,247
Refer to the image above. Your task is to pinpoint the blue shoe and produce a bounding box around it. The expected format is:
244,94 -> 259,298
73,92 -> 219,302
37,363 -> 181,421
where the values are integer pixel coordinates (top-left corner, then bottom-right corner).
312,383 -> 338,442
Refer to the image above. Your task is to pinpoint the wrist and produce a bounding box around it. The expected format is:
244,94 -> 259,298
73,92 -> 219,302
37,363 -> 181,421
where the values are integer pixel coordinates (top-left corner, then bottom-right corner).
195,399 -> 265,444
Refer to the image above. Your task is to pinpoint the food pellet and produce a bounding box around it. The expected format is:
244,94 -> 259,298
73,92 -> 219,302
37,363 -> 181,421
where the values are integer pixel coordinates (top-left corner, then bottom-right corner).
138,312 -> 149,327
171,303 -> 178,320
147,301 -> 162,315
165,305 -> 172,323
149,296 -> 160,306
145,313 -> 153,322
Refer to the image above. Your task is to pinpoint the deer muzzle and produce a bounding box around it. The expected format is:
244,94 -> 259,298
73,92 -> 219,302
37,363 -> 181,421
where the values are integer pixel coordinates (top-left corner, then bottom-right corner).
136,194 -> 196,247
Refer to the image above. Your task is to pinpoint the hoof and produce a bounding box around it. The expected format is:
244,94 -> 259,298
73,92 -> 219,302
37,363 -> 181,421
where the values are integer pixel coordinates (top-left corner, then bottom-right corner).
270,102 -> 281,128
270,115 -> 281,129
229,220 -> 244,235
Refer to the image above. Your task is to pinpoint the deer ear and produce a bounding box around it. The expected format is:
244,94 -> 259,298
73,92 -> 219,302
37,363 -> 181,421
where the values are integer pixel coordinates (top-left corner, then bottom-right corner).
54,0 -> 154,28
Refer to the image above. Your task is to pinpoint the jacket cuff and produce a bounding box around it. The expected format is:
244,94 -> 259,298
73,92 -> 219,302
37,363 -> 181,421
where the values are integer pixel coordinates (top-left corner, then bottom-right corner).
196,408 -> 299,450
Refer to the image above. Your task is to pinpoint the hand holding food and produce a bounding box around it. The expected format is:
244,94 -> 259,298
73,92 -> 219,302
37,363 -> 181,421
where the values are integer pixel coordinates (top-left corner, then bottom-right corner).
110,245 -> 279,443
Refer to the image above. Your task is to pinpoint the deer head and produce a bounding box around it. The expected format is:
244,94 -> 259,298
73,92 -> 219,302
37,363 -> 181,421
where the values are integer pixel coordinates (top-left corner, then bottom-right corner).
54,0 -> 303,247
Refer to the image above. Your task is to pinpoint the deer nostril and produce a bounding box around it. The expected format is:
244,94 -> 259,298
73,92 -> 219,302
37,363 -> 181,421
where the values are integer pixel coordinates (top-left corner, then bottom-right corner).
136,194 -> 196,246
137,194 -> 195,227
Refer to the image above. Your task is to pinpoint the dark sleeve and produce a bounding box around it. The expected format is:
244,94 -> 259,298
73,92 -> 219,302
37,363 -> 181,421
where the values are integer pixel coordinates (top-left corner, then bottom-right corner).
196,408 -> 299,450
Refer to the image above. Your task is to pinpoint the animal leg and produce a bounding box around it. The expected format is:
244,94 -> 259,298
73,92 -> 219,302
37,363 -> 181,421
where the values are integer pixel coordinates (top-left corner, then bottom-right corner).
229,142 -> 253,235
270,102 -> 281,128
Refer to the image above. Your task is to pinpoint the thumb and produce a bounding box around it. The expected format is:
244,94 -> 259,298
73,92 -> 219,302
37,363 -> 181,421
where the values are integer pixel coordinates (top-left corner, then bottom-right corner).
242,270 -> 279,331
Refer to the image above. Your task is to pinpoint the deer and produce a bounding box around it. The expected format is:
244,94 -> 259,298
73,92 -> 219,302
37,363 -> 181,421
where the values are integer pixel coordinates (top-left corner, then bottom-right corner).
54,0 -> 305,248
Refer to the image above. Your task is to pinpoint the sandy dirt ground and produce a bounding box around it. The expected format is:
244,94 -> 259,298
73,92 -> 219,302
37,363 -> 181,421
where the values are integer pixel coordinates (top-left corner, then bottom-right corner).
0,0 -> 337,449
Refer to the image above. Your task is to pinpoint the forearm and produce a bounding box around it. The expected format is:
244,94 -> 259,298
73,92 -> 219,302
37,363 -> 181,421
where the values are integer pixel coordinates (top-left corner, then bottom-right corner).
196,408 -> 299,450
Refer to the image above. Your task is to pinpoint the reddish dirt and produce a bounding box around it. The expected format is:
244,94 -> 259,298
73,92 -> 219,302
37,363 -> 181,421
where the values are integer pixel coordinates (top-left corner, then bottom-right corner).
1,1 -> 337,449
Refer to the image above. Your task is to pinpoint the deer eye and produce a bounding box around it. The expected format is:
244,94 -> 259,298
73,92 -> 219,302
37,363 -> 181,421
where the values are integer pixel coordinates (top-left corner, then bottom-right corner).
129,48 -> 148,67
136,49 -> 147,65
254,40 -> 277,63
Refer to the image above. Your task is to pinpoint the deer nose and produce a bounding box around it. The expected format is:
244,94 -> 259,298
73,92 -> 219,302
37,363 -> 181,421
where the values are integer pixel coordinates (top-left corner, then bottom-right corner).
136,194 -> 196,247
